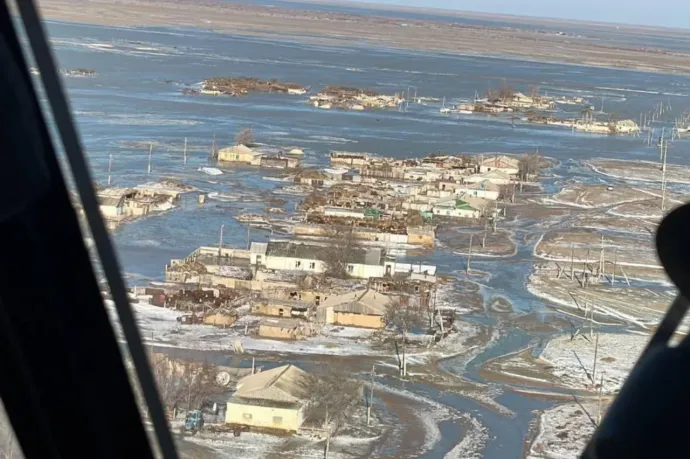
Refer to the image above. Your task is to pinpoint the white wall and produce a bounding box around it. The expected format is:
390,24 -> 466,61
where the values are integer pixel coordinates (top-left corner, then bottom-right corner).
264,256 -> 326,273
100,205 -> 123,217
346,263 -> 385,279
455,188 -> 500,200
324,208 -> 366,219
479,165 -> 519,175
394,263 -> 437,275
432,207 -> 480,218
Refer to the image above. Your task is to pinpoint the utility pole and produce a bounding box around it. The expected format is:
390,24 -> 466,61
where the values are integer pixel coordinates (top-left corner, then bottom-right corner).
598,235 -> 605,282
597,372 -> 604,425
570,244 -> 575,282
147,143 -> 153,174
108,153 -> 113,186
218,224 -> 224,257
592,332 -> 599,386
466,234 -> 473,274
246,223 -> 251,250
661,138 -> 668,211
582,249 -> 590,288
612,249 -> 617,285
367,365 -> 376,426
183,137 -> 188,165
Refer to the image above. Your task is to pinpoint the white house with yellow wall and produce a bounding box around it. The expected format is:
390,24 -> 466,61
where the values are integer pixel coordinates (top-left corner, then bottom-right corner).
225,365 -> 310,432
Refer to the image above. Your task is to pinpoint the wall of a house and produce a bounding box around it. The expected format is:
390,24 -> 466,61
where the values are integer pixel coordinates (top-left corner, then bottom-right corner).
334,312 -> 384,328
225,402 -> 304,432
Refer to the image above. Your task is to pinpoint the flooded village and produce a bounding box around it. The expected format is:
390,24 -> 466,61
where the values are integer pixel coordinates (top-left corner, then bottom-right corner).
19,4 -> 690,459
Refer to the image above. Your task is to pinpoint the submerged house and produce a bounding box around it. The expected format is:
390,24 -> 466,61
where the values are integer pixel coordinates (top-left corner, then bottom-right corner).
218,144 -> 262,165
225,364 -> 310,432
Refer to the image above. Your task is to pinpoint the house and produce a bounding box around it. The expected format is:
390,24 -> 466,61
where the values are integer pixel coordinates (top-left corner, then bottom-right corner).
295,170 -> 327,187
251,299 -> 311,319
479,155 -> 520,175
457,180 -> 500,200
432,196 -> 482,218
258,318 -> 316,340
202,311 -> 237,327
316,289 -> 392,328
330,152 -> 369,167
98,189 -> 131,218
225,364 -> 310,432
403,167 -> 443,182
250,241 -> 327,273
218,144 -> 262,165
260,156 -> 300,169
465,170 -> 512,185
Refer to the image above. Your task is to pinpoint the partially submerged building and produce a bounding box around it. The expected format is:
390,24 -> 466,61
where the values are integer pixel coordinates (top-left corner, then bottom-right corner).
218,145 -> 300,169
218,144 -> 262,165
225,364 -> 310,432
97,181 -> 188,228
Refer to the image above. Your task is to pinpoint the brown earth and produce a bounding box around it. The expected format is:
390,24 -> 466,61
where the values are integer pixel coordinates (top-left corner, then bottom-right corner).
36,0 -> 690,75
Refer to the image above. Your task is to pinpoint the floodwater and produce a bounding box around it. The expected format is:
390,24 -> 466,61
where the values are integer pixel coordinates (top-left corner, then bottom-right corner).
45,17 -> 689,458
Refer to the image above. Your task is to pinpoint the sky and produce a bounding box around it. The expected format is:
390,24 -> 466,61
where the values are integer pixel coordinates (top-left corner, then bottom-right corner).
349,0 -> 689,29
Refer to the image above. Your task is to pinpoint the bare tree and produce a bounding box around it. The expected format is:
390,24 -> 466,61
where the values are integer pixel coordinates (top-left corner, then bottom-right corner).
179,361 -> 221,412
300,367 -> 362,432
322,226 -> 363,278
149,354 -> 221,416
235,127 -> 255,146
518,152 -> 541,181
298,367 -> 362,458
150,353 -> 185,415
384,296 -> 425,376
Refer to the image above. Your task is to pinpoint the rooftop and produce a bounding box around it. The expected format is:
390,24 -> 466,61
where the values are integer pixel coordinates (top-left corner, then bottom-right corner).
219,144 -> 261,156
481,155 -> 519,168
467,180 -> 501,192
233,364 -> 309,404
264,240 -> 384,265
319,288 -> 393,315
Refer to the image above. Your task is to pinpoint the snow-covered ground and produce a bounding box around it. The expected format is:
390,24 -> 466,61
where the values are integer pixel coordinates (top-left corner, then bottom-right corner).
107,301 -> 482,361
527,267 -> 676,329
527,401 -> 600,459
538,333 -> 648,393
